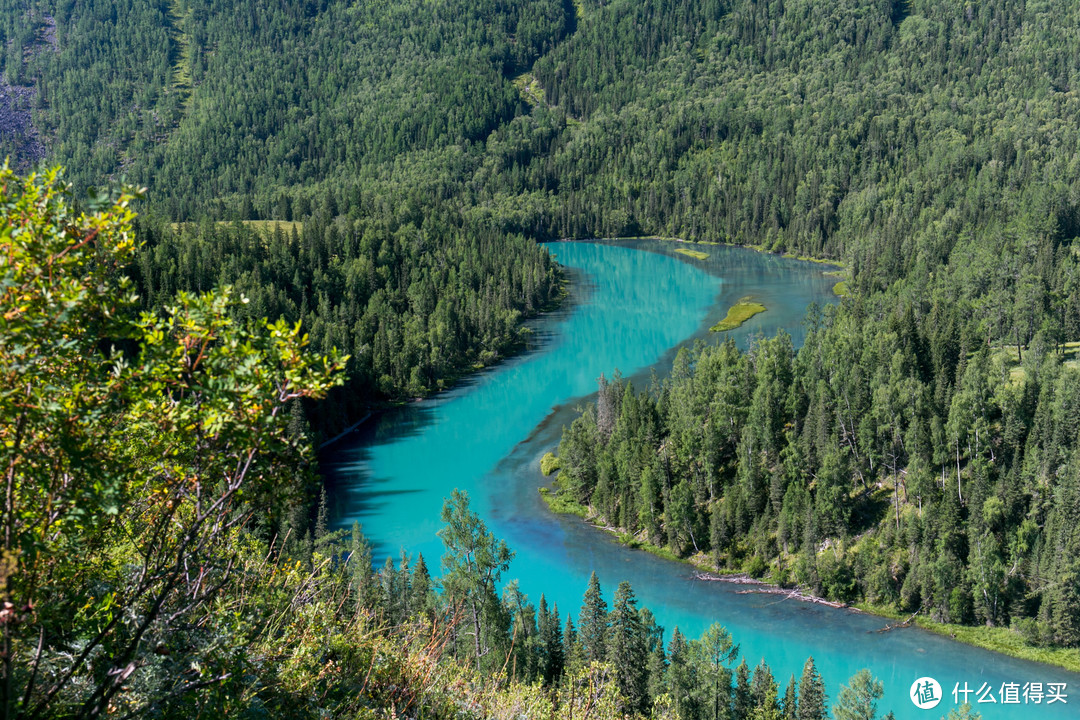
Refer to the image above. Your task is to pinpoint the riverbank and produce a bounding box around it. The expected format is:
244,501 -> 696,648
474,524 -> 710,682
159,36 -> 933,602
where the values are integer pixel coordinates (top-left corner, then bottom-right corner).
575,234 -> 849,270
538,475 -> 1080,674
853,602 -> 1080,674
538,477 -> 854,608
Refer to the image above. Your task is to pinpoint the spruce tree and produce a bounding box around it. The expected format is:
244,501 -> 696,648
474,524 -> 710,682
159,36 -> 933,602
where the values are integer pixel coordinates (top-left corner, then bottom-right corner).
349,522 -> 375,610
538,596 -> 565,684
782,674 -> 798,720
607,581 -> 648,715
796,657 -> 827,720
734,659 -> 752,719
667,628 -> 697,720
563,615 -> 581,670
410,553 -> 433,619
578,571 -> 609,663
751,659 -> 779,716
315,487 -> 329,541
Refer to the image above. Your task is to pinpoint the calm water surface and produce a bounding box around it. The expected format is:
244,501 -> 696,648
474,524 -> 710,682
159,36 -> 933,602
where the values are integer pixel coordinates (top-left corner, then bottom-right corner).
324,240 -> 1078,720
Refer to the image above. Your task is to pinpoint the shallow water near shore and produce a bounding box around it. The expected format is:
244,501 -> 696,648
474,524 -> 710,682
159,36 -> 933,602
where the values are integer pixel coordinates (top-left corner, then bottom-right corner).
324,240 -> 1079,720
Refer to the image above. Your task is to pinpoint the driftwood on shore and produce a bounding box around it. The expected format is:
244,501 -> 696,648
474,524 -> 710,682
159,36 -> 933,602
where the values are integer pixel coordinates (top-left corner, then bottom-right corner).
876,610 -> 920,633
691,571 -> 855,610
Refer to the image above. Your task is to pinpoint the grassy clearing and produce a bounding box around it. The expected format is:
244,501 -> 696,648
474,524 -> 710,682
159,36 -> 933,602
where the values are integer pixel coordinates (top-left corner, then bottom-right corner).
674,247 -> 709,260
854,602 -> 1080,673
167,0 -> 193,108
171,220 -> 304,236
512,73 -> 545,107
241,220 -> 303,235
832,280 -> 851,297
711,298 -> 766,332
987,340 -> 1080,384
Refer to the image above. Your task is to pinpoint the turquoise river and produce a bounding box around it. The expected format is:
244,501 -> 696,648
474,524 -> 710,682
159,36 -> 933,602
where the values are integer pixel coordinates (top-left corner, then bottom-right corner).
324,239 -> 1079,720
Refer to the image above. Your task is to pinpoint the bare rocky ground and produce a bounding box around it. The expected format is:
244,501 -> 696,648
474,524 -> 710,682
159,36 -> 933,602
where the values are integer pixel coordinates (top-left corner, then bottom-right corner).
0,13 -> 55,169
0,81 -> 46,168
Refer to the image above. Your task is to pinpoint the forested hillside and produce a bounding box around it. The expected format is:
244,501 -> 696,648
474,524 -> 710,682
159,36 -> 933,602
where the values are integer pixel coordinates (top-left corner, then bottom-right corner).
6,0 -> 1080,403
3,0 -> 1080,701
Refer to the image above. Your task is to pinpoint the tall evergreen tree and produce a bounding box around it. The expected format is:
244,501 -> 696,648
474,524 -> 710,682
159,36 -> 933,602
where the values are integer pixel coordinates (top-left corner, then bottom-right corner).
578,571 -> 609,663
796,657 -> 827,720
607,581 -> 649,715
538,596 -> 565,684
667,627 -> 697,720
751,659 -> 779,717
734,659 -> 752,719
782,674 -> 798,720
693,623 -> 739,720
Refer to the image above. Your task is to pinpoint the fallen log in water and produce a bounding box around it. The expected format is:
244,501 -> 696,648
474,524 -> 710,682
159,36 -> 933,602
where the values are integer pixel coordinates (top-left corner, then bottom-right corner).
691,572 -> 855,609
876,610 -> 920,633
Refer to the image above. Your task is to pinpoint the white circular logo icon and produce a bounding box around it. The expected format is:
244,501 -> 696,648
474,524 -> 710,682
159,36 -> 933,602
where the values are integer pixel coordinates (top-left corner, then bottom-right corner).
910,677 -> 942,709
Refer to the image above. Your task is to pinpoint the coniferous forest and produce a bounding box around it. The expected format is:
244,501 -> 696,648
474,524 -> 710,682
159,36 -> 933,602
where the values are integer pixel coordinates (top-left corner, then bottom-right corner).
4,0 -> 1080,717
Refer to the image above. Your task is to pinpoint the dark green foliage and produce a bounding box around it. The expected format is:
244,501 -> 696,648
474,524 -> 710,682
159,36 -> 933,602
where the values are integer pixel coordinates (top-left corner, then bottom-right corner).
751,660 -> 780,718
796,658 -> 827,720
607,581 -> 649,715
734,659 -> 752,720
579,571 -> 609,663
134,207 -> 560,434
783,675 -> 798,720
537,596 -> 566,684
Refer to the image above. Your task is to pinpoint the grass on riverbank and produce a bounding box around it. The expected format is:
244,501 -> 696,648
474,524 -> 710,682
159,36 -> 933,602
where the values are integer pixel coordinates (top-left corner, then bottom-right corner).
711,298 -> 766,332
538,483 -> 588,518
674,247 -> 709,260
853,602 -> 1080,673
832,280 -> 851,297
591,236 -> 847,269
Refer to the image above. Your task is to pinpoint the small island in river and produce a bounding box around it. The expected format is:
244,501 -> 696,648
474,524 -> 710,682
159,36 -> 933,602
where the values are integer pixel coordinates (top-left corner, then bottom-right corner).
710,297 -> 766,332
674,247 -> 709,260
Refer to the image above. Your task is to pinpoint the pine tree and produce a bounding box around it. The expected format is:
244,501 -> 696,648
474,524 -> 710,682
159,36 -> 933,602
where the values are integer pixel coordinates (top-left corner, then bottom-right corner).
782,674 -> 798,720
796,657 -> 827,720
538,596 -> 565,684
607,581 -> 648,715
578,571 -> 609,663
647,639 -> 668,708
438,490 -> 514,673
349,522 -> 376,610
315,487 -> 330,542
693,623 -> 739,720
751,659 -> 779,716
563,615 -> 581,670
667,628 -> 697,720
410,553 -> 433,619
734,659 -> 752,719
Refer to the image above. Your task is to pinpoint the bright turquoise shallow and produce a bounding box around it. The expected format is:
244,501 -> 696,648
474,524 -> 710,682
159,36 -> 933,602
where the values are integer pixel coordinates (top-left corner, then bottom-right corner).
324,240 -> 1078,720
